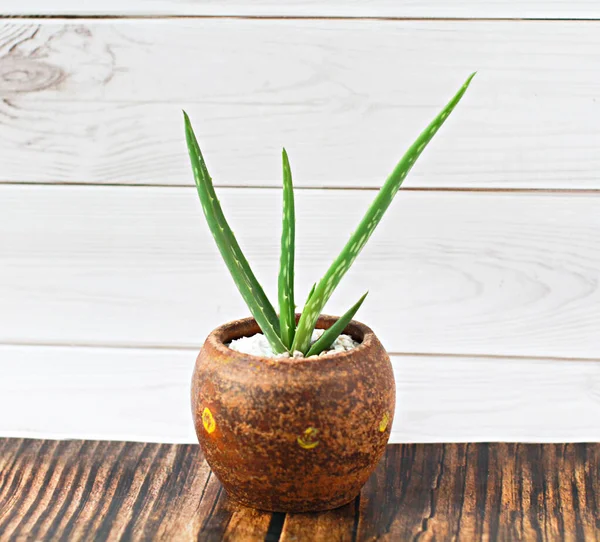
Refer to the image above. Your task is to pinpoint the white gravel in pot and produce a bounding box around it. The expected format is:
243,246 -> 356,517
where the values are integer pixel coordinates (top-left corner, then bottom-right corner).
228,328 -> 359,359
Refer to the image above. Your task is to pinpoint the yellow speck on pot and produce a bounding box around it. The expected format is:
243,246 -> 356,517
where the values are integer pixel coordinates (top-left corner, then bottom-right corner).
297,427 -> 319,449
202,407 -> 216,434
379,412 -> 390,433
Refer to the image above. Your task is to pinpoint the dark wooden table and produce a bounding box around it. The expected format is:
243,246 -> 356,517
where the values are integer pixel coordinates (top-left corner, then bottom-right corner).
0,439 -> 598,541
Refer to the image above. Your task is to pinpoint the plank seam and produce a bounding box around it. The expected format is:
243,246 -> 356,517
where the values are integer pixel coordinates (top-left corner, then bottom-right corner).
2,341 -> 599,363
3,15 -> 600,22
2,181 -> 600,195
265,512 -> 285,542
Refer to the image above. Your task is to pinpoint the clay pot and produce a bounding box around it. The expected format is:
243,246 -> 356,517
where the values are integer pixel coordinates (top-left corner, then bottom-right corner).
191,315 -> 395,513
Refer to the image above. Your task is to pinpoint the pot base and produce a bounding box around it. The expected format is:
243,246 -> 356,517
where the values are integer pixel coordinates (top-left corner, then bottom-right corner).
225,488 -> 359,513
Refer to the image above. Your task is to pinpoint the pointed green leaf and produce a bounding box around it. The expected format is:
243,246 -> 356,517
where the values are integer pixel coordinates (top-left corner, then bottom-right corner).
278,148 -> 296,349
306,292 -> 368,357
292,73 -> 476,353
184,112 -> 286,353
297,282 -> 317,328
304,283 -> 316,308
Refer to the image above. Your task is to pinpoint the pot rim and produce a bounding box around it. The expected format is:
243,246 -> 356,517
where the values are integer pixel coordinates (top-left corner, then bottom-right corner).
204,314 -> 377,366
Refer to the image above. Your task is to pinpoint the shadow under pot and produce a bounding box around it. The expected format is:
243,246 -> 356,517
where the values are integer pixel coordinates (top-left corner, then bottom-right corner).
191,314 -> 396,513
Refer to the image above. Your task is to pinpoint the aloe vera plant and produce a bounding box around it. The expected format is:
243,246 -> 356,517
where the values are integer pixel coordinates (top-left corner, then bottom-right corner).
185,73 -> 475,357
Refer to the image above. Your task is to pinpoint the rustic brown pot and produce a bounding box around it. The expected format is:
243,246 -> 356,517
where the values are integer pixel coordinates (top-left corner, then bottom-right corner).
191,314 -> 395,513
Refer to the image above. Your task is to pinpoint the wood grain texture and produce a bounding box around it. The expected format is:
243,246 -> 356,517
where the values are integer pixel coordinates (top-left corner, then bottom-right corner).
0,438 -> 273,541
2,1 -> 599,18
1,439 -> 599,541
1,20 -> 600,189
2,185 -> 599,358
3,345 -> 600,444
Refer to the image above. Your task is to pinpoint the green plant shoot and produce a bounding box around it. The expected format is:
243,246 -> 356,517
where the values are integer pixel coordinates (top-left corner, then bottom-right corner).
278,149 -> 296,349
291,72 -> 476,353
184,112 -> 286,353
184,73 -> 475,356
306,292 -> 368,357
304,283 -> 316,309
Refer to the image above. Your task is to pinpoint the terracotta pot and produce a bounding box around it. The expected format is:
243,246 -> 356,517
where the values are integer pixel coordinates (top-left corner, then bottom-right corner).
191,314 -> 395,513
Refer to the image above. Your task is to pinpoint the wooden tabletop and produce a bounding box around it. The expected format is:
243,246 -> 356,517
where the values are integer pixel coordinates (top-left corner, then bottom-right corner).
0,439 -> 598,541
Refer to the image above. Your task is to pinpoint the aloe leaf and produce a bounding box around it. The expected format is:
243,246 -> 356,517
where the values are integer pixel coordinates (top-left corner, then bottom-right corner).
306,292 -> 368,357
292,73 -> 476,353
278,148 -> 296,349
304,283 -> 316,308
184,112 -> 286,353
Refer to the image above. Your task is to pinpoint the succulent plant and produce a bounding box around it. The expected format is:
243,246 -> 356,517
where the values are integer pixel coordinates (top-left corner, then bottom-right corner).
184,73 -> 475,356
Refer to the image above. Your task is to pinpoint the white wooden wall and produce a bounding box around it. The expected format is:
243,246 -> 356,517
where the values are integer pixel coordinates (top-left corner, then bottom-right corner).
1,2 -> 599,444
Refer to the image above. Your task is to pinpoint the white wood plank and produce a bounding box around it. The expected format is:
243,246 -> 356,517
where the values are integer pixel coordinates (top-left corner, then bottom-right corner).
1,20 -> 600,189
0,345 -> 197,443
1,345 -> 599,443
392,355 -> 600,443
2,185 -> 599,359
2,1 -> 599,19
